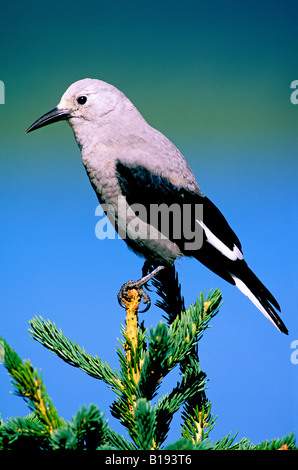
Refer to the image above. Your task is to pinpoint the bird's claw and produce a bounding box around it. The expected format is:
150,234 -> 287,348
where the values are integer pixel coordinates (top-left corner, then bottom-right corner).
117,280 -> 151,313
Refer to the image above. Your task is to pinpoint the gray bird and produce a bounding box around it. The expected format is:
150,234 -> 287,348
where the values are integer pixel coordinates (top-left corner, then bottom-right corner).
26,78 -> 288,334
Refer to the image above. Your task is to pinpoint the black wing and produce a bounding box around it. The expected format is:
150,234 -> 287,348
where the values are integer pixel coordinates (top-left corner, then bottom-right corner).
116,161 -> 242,278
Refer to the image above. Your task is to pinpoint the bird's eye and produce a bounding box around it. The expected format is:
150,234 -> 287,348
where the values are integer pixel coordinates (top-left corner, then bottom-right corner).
77,95 -> 87,105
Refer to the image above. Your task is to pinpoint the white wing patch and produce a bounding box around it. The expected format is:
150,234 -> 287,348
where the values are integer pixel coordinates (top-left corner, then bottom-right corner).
197,220 -> 243,261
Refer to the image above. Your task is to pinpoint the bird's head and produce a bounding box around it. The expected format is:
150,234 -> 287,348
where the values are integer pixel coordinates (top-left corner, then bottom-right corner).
26,78 -> 127,135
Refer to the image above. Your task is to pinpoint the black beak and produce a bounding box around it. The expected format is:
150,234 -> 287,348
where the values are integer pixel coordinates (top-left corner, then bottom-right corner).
25,107 -> 70,133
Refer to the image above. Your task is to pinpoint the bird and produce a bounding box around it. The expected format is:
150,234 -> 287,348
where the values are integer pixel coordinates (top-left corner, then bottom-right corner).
26,78 -> 288,334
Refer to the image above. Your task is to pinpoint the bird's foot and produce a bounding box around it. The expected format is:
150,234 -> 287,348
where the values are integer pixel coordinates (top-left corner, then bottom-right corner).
118,280 -> 151,313
117,265 -> 166,313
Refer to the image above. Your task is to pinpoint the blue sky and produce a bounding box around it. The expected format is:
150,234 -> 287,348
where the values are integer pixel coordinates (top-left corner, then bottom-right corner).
0,0 -> 297,446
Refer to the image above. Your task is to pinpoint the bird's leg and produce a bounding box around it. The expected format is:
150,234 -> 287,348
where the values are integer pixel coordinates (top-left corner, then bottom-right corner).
118,265 -> 166,312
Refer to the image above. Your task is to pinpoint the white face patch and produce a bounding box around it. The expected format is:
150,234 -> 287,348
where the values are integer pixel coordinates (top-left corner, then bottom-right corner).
197,220 -> 243,261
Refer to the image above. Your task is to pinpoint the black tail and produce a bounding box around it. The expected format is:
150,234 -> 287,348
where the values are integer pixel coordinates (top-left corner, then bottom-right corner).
231,264 -> 288,334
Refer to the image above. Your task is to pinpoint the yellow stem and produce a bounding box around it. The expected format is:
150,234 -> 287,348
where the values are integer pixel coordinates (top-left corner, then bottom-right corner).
121,289 -> 142,415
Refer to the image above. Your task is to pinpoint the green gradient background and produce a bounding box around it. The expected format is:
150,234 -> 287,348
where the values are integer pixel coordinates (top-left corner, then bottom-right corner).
0,0 -> 297,445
